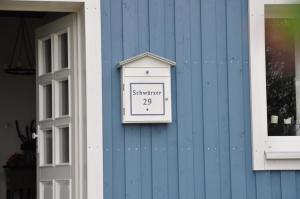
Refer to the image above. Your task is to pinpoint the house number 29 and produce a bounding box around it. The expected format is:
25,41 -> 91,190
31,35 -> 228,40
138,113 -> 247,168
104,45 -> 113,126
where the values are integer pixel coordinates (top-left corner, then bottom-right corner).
143,98 -> 152,105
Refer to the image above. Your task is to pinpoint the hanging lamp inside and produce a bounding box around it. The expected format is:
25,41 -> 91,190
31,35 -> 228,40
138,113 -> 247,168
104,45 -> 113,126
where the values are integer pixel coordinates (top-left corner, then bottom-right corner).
4,18 -> 35,75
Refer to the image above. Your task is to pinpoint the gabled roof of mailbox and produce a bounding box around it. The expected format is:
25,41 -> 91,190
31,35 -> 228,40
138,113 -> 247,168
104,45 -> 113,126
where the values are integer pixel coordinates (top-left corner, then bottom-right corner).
118,52 -> 176,67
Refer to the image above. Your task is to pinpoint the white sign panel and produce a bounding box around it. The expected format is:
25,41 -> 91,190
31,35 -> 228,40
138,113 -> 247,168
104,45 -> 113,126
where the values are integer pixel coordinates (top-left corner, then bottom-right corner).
130,83 -> 165,115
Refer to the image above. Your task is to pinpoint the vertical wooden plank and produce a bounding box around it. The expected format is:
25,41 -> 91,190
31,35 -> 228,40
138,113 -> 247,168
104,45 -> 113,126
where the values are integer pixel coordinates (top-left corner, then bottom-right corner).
201,0 -> 221,198
124,125 -> 141,199
149,0 -> 165,54
270,172 -> 281,199
151,125 -> 168,199
137,1 -> 152,199
255,171 -> 272,199
296,172 -> 300,198
281,171 -> 297,199
122,0 -> 141,199
256,172 -> 272,199
138,0 -> 149,53
164,1 -> 179,199
216,0 -> 231,198
174,0 -> 195,199
149,1 -> 168,199
190,0 -> 205,198
240,0 -> 257,198
226,0 -> 247,198
111,0 -> 126,198
122,0 -> 139,57
102,0 -> 113,199
140,125 -> 152,199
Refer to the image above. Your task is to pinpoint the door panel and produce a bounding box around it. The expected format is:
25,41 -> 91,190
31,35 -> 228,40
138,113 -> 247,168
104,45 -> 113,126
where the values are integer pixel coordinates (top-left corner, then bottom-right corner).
36,14 -> 76,199
55,180 -> 71,199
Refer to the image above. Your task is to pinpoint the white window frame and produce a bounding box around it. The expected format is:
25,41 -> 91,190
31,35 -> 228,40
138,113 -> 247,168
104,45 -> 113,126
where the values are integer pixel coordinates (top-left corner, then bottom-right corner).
250,0 -> 300,170
0,0 -> 103,198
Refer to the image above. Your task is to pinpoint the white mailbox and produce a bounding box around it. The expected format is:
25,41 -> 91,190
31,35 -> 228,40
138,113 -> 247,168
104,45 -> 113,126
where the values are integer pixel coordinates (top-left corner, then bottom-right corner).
118,52 -> 176,123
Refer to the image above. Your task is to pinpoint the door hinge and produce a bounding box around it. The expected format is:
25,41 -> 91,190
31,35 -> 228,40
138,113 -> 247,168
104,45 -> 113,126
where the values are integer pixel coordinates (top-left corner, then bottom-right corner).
123,107 -> 125,115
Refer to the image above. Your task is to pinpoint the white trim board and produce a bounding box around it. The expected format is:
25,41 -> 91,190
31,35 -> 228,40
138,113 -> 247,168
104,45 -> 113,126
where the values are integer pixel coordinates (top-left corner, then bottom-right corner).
0,1 -> 103,199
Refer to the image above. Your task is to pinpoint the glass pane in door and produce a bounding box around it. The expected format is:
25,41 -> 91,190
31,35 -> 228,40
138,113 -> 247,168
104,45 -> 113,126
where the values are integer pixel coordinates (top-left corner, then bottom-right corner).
58,127 -> 69,164
43,130 -> 53,165
58,33 -> 68,69
59,80 -> 69,116
43,84 -> 52,119
42,39 -> 52,74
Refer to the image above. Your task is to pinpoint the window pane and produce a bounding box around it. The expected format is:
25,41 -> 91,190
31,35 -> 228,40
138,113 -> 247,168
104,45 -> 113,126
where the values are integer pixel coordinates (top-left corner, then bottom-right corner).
58,127 -> 69,163
58,33 -> 68,69
59,80 -> 69,116
44,84 -> 52,119
265,18 -> 298,136
44,130 -> 53,164
42,39 -> 52,73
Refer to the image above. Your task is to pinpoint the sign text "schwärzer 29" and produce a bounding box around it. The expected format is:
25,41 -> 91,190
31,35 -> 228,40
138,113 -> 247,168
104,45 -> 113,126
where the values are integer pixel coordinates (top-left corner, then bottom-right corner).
130,83 -> 165,115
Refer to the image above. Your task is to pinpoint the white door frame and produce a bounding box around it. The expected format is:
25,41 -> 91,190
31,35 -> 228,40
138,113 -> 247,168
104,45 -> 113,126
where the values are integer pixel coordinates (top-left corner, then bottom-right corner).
0,1 -> 103,199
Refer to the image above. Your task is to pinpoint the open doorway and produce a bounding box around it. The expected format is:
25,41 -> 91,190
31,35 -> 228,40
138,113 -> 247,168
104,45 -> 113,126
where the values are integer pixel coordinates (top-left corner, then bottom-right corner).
0,1 -> 103,198
0,11 -> 69,199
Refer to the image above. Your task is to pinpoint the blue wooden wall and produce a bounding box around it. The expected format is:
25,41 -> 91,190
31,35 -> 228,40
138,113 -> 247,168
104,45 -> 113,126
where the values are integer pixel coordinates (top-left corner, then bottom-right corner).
101,0 -> 300,198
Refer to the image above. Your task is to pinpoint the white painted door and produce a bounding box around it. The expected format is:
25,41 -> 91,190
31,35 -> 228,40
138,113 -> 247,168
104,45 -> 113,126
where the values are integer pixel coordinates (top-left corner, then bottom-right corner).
36,14 -> 77,199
